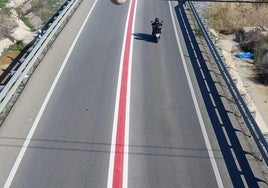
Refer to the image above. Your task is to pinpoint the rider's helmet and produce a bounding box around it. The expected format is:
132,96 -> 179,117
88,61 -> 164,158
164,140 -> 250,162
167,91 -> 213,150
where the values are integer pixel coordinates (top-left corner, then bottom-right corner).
155,18 -> 159,22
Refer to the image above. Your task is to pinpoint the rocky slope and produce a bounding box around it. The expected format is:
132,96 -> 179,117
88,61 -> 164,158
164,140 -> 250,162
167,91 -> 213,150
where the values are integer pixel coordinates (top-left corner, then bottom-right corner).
204,3 -> 268,135
0,0 -> 64,73
0,0 -> 64,54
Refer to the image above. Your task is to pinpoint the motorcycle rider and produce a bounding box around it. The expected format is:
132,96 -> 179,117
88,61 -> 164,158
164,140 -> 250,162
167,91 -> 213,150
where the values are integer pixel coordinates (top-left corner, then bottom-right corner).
151,18 -> 162,35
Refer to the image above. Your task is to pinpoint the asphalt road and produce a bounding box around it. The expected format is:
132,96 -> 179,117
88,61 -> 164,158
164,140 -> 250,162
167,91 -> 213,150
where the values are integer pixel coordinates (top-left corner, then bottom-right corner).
0,0 -> 266,187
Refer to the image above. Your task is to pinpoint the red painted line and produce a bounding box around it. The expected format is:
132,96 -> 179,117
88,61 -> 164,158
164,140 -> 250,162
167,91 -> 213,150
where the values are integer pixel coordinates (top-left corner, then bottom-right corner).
112,0 -> 136,187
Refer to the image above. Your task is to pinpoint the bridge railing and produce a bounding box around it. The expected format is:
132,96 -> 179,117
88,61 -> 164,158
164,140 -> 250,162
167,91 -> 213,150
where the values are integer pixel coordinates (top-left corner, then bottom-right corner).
0,0 -> 81,122
188,1 -> 268,165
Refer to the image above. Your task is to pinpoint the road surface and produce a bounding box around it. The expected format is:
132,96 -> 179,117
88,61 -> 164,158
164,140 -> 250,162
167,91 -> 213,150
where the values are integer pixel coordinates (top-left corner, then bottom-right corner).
0,0 -> 266,187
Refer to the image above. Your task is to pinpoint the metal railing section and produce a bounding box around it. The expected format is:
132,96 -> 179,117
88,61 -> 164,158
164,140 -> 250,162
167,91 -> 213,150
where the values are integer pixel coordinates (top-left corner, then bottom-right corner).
188,1 -> 268,165
0,0 -> 81,116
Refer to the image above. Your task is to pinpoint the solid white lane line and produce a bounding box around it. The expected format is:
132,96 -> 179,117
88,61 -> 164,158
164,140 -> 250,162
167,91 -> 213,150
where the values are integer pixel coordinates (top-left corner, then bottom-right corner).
168,2 -> 224,188
123,1 -> 137,187
107,0 -> 137,187
3,1 -> 98,187
106,1 -> 129,187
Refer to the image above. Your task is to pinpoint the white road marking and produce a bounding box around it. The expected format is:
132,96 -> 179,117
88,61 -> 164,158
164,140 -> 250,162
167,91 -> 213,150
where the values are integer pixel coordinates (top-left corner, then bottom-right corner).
3,0 -> 98,187
106,7 -> 127,188
106,3 -> 128,187
168,2 -> 224,188
123,1 -> 137,187
107,0 -> 137,187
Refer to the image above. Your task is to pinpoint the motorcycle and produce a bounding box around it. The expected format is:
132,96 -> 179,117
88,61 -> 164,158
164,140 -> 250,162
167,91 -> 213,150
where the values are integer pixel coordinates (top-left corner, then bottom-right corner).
151,20 -> 163,43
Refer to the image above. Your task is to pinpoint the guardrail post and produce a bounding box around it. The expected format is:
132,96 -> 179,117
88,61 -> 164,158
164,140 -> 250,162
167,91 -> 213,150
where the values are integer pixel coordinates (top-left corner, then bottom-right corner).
0,0 -> 82,124
188,1 -> 268,166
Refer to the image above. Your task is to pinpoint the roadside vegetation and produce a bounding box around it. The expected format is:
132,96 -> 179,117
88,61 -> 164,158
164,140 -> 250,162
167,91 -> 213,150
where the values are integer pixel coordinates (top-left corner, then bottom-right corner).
194,25 -> 203,37
27,0 -> 61,24
204,2 -> 268,83
3,41 -> 24,53
0,0 -> 9,8
0,7 -> 16,41
0,0 -> 62,54
204,3 -> 268,34
20,15 -> 35,31
0,0 -> 64,78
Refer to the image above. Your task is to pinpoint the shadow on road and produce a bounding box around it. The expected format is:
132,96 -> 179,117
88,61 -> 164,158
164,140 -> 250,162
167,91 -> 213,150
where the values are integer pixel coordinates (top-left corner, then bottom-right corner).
174,2 -> 267,187
133,33 -> 155,43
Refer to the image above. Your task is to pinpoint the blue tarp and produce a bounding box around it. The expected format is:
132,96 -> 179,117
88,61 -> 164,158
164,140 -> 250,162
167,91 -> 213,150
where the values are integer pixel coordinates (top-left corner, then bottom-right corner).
234,52 -> 254,59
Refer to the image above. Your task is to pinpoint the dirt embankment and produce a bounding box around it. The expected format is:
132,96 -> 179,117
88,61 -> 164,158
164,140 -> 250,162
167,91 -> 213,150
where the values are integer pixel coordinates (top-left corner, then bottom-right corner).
0,0 -> 64,75
204,3 -> 268,134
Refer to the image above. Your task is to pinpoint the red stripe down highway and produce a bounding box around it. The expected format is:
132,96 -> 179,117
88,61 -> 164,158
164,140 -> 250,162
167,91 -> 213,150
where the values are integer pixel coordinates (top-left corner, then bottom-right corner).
108,0 -> 137,188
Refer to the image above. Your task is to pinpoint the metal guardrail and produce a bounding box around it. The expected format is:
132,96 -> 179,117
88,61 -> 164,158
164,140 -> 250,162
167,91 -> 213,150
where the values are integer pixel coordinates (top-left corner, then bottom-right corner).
188,1 -> 268,165
0,0 -> 81,118
1,0 -> 267,165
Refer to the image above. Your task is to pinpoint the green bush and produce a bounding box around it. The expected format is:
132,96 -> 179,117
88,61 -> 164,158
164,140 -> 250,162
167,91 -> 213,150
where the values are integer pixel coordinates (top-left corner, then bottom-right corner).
0,6 -> 11,16
254,49 -> 263,66
254,35 -> 268,66
240,41 -> 255,52
20,15 -> 36,31
6,43 -> 24,52
194,25 -> 203,37
0,0 -> 9,8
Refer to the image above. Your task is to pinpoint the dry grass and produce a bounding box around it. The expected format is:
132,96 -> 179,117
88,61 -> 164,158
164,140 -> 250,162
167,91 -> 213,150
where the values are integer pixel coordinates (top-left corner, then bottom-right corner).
204,3 -> 268,34
30,0 -> 61,23
204,2 -> 268,82
0,0 -> 61,41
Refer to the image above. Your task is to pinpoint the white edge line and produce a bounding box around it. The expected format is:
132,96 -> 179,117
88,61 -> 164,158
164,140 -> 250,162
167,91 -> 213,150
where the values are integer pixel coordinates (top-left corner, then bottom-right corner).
168,2 -> 224,188
123,0 -> 138,187
3,1 -> 98,187
106,0 -> 134,187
